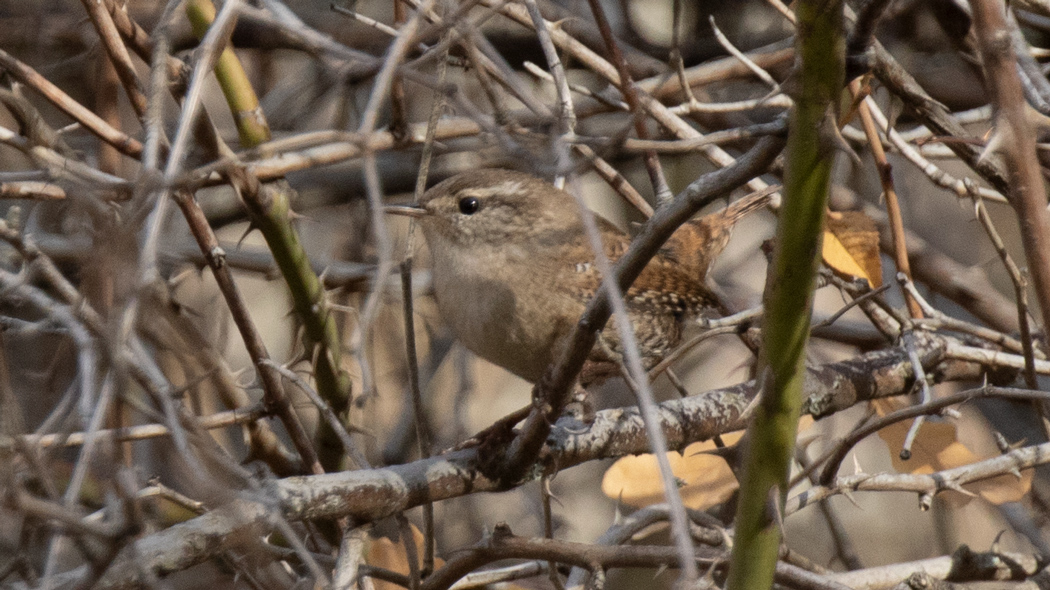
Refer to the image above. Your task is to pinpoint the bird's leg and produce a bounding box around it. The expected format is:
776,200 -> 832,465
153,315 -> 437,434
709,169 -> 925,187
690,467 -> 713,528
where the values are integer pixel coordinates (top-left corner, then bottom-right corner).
561,381 -> 596,432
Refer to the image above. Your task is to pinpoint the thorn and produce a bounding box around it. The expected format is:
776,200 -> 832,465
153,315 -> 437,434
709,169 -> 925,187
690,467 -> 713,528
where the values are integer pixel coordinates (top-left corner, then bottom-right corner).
236,222 -> 258,249
543,477 -> 565,508
994,432 -> 1011,454
997,433 -> 1027,454
720,528 -> 733,549
542,476 -> 554,495
652,564 -> 669,580
991,529 -> 1007,553
885,93 -> 903,136
700,561 -> 720,588
1024,103 -> 1050,141
230,367 -> 253,388
840,488 -> 861,509
167,268 -> 197,289
821,107 -> 862,165
739,380 -> 764,422
944,481 -> 976,498
288,346 -> 312,367
767,485 -> 786,534
548,17 -> 573,33
977,127 -> 1011,166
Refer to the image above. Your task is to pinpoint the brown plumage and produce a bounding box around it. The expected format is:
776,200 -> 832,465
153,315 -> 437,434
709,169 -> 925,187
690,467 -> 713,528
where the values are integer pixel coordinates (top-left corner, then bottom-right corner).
390,169 -> 763,384
660,189 -> 773,279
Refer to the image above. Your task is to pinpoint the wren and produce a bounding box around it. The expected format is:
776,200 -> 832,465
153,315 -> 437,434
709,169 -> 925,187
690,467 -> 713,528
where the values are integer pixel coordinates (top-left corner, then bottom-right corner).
386,169 -> 766,384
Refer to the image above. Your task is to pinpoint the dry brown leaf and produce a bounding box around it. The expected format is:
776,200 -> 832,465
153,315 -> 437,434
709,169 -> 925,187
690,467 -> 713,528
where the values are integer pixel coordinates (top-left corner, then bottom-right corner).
874,401 -> 1031,505
367,524 -> 446,590
602,418 -> 814,511
878,418 -> 972,475
602,431 -> 743,510
823,210 -> 882,287
969,463 -> 1033,505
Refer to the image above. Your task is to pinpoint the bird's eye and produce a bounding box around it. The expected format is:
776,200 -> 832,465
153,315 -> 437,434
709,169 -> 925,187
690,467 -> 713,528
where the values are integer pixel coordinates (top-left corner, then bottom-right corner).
458,197 -> 480,215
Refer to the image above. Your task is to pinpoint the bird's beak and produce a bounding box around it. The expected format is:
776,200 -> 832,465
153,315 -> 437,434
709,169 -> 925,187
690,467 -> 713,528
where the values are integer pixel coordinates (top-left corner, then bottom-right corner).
383,204 -> 428,218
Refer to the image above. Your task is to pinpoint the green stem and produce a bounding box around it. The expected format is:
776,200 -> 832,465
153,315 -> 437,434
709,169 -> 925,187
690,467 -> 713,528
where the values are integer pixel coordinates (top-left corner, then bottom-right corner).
250,180 -> 352,426
185,0 -> 270,147
726,2 -> 844,588
186,0 -> 352,471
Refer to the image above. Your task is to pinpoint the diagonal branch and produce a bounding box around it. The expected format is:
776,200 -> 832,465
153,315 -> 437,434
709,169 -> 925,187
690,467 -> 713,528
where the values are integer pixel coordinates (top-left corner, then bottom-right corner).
970,0 -> 1050,336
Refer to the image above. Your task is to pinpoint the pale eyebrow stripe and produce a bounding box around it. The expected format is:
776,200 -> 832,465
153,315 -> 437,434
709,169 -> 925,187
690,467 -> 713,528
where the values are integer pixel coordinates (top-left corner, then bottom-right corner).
459,181 -> 527,199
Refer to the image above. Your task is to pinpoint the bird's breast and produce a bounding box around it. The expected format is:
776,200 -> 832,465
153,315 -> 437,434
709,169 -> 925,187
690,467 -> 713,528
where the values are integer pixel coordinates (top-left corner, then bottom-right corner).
428,242 -> 581,382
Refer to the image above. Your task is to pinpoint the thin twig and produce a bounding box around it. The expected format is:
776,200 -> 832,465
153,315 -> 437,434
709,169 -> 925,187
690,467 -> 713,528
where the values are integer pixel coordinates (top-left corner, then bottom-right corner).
2,405 -> 267,451
261,360 -> 368,469
539,476 -> 566,590
173,188 -> 324,475
78,0 -> 149,117
897,277 -> 1032,355
0,49 -> 144,158
523,0 -> 575,140
964,183 -> 1038,390
848,78 -> 922,318
354,0 -> 436,398
585,0 -> 671,203
792,420 -> 1050,514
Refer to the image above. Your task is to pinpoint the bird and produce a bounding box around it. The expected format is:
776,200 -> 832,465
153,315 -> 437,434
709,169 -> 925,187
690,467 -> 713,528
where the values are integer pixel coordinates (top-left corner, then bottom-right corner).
386,169 -> 767,384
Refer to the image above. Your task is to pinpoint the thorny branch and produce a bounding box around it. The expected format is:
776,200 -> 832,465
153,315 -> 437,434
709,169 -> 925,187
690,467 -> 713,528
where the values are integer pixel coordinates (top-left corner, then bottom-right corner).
4,1 -> 1050,589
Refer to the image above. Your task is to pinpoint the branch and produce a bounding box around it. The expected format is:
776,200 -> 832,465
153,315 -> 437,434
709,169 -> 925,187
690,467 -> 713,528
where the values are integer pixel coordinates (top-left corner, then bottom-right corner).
970,0 -> 1050,336
871,42 -> 1011,195
790,439 -> 1050,514
71,330 -> 991,589
728,0 -> 844,587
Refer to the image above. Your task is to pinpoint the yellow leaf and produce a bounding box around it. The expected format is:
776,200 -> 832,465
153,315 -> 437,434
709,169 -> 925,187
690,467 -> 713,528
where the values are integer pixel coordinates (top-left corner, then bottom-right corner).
602,431 -> 743,510
874,404 -> 1031,505
969,467 -> 1032,505
878,418 -> 973,476
367,524 -> 445,590
603,418 -> 816,510
823,210 -> 882,287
